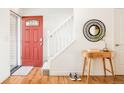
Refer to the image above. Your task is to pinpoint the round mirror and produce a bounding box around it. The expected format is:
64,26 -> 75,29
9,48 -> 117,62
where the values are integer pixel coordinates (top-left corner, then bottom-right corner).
89,25 -> 100,36
83,19 -> 106,42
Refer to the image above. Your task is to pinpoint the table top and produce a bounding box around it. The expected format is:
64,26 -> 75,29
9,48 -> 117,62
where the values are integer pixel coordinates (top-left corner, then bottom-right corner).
82,49 -> 112,58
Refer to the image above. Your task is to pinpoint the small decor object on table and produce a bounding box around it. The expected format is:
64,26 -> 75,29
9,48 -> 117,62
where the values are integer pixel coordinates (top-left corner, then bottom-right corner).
103,48 -> 109,52
102,39 -> 109,52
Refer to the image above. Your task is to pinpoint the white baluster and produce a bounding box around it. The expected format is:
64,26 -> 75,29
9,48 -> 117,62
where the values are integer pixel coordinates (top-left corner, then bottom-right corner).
47,16 -> 74,60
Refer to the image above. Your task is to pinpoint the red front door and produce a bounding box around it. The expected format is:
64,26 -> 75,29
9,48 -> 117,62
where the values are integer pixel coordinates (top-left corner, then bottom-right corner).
22,16 -> 43,67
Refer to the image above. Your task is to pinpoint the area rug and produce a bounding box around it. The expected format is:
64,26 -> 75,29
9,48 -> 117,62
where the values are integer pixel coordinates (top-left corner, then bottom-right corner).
12,66 -> 33,76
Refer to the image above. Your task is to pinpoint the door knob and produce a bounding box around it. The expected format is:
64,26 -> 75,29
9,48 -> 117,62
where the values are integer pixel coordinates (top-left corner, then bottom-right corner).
40,38 -> 43,46
40,42 -> 43,46
40,38 -> 43,42
115,44 -> 120,47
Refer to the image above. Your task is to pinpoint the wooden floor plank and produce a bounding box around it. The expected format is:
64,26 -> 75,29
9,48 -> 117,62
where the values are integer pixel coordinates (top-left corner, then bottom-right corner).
2,67 -> 124,84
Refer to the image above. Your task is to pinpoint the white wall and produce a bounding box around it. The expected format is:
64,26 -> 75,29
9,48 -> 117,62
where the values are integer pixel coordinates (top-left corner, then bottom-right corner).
21,8 -> 73,61
21,8 -> 73,32
10,8 -> 23,15
50,8 -> 114,76
0,9 -> 10,83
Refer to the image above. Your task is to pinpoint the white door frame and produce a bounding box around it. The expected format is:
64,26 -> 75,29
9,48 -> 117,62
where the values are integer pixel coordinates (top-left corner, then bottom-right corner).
10,10 -> 22,68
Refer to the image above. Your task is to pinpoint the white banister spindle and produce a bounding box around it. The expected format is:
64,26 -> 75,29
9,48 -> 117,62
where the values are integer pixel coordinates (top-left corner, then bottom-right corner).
47,16 -> 74,60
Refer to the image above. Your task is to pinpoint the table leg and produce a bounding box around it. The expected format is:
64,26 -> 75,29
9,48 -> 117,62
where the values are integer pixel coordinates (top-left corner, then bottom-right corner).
102,58 -> 106,77
87,58 -> 91,83
82,57 -> 87,76
108,58 -> 115,77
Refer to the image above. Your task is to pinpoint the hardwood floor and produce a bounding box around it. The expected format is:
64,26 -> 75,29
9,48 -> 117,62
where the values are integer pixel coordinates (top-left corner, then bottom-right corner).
2,67 -> 124,84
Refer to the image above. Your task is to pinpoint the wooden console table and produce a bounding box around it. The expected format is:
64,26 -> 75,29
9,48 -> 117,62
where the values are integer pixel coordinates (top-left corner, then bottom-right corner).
82,50 -> 115,83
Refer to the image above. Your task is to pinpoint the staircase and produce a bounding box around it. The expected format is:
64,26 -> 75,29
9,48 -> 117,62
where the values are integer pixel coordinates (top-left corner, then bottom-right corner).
42,16 -> 75,75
